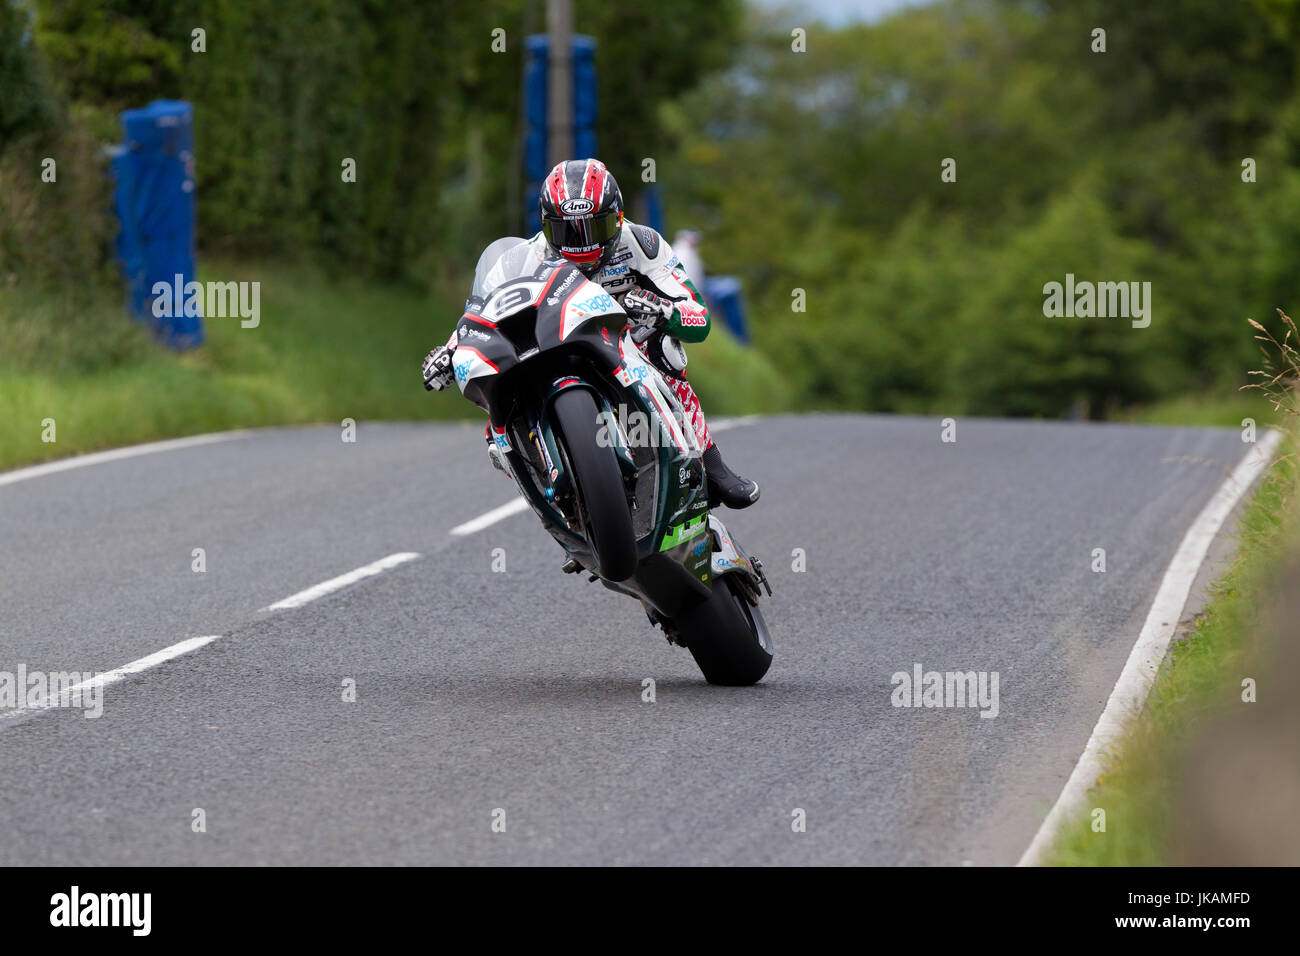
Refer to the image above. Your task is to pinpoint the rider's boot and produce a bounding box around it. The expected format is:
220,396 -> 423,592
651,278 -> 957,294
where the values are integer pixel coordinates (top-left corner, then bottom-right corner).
651,351 -> 759,510
703,442 -> 760,510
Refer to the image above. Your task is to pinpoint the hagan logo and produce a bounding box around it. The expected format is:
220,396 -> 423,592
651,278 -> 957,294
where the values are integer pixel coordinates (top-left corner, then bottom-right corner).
573,292 -> 614,315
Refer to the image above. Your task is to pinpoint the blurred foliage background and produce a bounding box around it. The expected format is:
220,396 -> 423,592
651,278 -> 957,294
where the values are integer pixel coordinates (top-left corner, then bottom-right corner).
2,0 -> 1299,435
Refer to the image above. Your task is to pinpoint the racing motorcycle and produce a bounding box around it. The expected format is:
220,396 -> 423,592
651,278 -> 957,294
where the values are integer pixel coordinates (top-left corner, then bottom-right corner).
434,238 -> 773,685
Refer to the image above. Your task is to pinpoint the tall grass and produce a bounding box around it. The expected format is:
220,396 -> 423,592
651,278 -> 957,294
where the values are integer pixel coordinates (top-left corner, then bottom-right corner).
1045,315 -> 1299,865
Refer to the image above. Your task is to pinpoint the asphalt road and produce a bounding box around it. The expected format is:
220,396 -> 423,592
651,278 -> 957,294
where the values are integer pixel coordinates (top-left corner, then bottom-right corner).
0,415 -> 1260,864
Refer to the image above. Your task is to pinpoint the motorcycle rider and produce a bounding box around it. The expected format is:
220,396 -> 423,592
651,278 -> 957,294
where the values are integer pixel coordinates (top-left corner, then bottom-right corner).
423,158 -> 759,510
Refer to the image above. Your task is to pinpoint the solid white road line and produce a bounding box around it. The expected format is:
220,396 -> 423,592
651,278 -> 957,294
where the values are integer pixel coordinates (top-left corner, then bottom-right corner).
0,417 -> 765,492
1017,428 -> 1285,866
709,415 -> 762,433
0,635 -> 221,723
263,552 -> 422,611
0,431 -> 250,489
449,497 -> 530,536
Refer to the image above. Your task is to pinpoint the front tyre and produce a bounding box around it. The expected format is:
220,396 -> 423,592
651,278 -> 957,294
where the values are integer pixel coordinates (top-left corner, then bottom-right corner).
679,575 -> 773,685
552,388 -> 638,581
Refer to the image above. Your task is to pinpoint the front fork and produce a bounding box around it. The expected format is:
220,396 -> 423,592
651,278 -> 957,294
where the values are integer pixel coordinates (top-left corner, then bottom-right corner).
493,380 -> 640,533
538,379 -> 639,501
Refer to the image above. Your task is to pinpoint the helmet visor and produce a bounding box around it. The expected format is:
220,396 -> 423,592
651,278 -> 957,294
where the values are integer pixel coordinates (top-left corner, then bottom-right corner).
542,210 -> 621,260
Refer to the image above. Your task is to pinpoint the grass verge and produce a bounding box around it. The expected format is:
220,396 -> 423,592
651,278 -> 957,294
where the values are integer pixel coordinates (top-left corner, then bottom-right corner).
1110,390 -> 1283,429
1042,428 -> 1297,864
0,258 -> 791,471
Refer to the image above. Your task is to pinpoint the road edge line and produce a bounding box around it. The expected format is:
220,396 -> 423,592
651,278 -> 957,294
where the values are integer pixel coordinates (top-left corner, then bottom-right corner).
1017,427 -> 1285,866
0,431 -> 251,488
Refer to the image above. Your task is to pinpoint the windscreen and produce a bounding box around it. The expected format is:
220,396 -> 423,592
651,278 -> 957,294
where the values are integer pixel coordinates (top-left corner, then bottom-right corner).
470,238 -> 550,301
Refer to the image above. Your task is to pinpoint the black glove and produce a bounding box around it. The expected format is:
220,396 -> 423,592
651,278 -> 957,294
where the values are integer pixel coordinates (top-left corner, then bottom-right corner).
422,346 -> 454,391
622,288 -> 673,327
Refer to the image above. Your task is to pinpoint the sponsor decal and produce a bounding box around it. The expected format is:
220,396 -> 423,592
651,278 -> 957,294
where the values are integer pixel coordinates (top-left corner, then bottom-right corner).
602,264 -> 629,278
454,358 -> 473,383
610,363 -> 652,389
659,515 -> 707,551
559,197 -> 595,215
458,325 -> 492,343
546,269 -> 581,305
573,292 -> 614,315
608,251 -> 632,265
678,303 -> 707,327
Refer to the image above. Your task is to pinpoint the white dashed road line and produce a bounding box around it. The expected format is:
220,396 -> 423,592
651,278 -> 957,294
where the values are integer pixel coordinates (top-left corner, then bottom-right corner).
3,416 -> 768,728
0,635 -> 221,724
449,498 -> 531,536
263,552 -> 422,611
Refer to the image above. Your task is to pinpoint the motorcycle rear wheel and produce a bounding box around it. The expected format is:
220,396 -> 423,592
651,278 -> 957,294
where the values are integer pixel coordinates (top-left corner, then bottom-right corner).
680,574 -> 773,685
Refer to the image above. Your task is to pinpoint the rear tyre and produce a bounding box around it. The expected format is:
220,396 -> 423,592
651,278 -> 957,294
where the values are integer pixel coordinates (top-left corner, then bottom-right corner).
552,388 -> 638,581
679,575 -> 773,685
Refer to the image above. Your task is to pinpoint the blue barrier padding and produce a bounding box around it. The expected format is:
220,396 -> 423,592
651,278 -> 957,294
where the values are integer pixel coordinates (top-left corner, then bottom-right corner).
702,275 -> 751,345
111,99 -> 202,349
643,185 -> 664,236
523,34 -> 598,234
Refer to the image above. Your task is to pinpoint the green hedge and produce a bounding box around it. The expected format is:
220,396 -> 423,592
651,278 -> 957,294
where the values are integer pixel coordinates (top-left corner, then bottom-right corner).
25,0 -> 742,285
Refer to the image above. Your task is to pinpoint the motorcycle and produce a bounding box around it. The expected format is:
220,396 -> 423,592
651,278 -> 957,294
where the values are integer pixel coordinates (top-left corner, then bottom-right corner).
439,238 -> 773,685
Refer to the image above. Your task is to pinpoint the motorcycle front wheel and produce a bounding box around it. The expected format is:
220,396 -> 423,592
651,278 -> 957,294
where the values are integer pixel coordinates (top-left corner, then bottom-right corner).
551,387 -> 638,582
